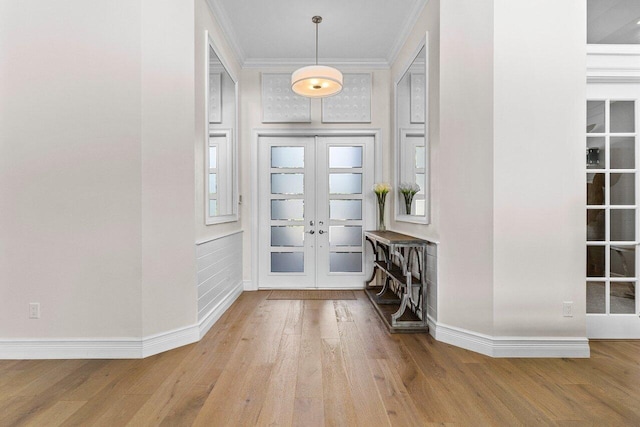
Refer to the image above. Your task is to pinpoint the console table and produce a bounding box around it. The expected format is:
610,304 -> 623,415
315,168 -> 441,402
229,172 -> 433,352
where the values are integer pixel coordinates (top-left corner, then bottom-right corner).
364,230 -> 428,333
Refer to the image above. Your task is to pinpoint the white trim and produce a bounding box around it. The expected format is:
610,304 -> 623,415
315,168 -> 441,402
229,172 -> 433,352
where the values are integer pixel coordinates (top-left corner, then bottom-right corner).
204,0 -> 246,66
387,0 -> 429,66
0,283 -> 244,360
141,324 -> 200,359
587,44 -> 640,84
197,280 -> 244,339
243,58 -> 390,70
196,229 -> 243,246
431,321 -> 591,358
243,279 -> 256,291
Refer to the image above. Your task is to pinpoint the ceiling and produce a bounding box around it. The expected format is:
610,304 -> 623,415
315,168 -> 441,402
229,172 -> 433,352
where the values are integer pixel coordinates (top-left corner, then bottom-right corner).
208,0 -> 639,68
588,0 -> 640,44
207,0 -> 427,68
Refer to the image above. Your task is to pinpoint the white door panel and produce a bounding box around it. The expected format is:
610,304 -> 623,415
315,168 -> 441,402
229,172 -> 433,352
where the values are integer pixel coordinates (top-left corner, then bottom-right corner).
586,84 -> 640,338
258,135 -> 375,289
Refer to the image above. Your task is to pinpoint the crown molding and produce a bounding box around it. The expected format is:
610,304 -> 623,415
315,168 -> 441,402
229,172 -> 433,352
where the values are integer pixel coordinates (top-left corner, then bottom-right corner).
387,0 -> 429,66
587,44 -> 640,83
242,58 -> 390,70
205,0 -> 246,66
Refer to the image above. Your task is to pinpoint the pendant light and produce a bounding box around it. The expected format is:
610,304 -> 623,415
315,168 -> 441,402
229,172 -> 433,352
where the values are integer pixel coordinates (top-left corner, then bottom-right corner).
291,16 -> 343,98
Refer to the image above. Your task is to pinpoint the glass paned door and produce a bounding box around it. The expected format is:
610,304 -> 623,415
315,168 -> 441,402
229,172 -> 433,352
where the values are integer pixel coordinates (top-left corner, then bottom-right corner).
586,93 -> 640,338
258,135 -> 374,289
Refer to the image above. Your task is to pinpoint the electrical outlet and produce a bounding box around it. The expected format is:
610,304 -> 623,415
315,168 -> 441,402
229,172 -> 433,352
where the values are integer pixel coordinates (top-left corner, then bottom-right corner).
563,301 -> 573,317
29,302 -> 40,319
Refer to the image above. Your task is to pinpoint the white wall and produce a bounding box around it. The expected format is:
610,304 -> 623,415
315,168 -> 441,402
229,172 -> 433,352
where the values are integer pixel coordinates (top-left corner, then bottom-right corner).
492,0 -> 586,336
0,0 -> 143,338
141,0 -> 197,337
0,0 -> 201,342
438,0 -> 495,334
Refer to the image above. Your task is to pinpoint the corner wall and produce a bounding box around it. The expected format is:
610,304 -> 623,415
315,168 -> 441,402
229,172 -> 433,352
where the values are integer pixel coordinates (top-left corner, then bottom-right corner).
391,0 -> 588,355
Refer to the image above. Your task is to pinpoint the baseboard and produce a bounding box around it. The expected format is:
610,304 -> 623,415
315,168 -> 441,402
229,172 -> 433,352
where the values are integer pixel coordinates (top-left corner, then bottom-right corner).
433,321 -> 591,358
0,282 -> 245,360
243,279 -> 256,291
198,280 -> 244,338
0,338 -> 142,359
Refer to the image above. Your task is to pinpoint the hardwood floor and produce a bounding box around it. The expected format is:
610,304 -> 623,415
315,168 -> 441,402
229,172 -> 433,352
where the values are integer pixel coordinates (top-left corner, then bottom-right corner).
1,290 -> 640,426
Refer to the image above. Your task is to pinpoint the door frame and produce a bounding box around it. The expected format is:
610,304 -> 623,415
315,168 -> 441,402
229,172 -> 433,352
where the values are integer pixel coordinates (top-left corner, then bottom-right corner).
249,129 -> 382,291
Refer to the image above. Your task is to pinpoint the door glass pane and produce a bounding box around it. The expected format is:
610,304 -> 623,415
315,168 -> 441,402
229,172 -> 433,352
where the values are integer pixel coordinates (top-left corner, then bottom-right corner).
610,209 -> 635,241
415,173 -> 425,194
587,209 -> 605,241
610,173 -> 635,205
271,199 -> 304,220
610,137 -> 635,169
610,101 -> 635,133
209,173 -> 217,194
329,173 -> 362,194
416,146 -> 425,169
329,146 -> 362,168
330,226 -> 362,246
610,282 -> 636,314
271,173 -> 304,194
587,101 -> 605,133
209,146 -> 217,168
610,246 -> 636,278
330,200 -> 362,220
271,226 -> 304,247
587,246 -> 606,277
209,200 -> 217,216
587,173 -> 604,205
330,252 -> 362,272
587,282 -> 606,314
271,252 -> 304,273
271,147 -> 304,168
586,138 -> 605,169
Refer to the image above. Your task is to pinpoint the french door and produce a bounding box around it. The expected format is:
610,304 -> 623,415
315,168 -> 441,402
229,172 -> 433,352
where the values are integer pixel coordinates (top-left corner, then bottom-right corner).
258,134 -> 375,289
586,83 -> 640,338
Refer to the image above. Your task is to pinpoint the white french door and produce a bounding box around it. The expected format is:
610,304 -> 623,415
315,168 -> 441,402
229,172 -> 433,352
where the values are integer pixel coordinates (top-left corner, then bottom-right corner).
586,83 -> 640,338
258,134 -> 375,289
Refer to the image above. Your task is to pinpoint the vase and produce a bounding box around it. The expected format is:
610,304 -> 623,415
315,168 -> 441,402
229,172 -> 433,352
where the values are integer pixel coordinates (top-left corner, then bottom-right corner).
403,193 -> 414,215
377,195 -> 386,231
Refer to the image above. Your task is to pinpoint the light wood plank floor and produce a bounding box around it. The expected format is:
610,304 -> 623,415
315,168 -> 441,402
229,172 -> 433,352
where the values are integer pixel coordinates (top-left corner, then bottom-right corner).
2,290 -> 640,426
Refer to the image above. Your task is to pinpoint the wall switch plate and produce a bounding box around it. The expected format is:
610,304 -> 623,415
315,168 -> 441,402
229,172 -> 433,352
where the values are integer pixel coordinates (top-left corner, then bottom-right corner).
563,301 -> 573,317
29,302 -> 40,319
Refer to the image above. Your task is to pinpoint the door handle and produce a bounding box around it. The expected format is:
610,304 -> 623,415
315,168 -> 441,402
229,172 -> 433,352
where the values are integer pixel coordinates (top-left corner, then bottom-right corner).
306,230 -> 315,235
318,230 -> 327,234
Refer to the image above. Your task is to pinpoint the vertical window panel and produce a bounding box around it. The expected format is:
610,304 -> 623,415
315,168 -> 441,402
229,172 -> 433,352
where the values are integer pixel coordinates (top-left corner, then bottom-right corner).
329,146 -> 363,168
330,200 -> 362,220
271,199 -> 304,220
271,252 -> 304,273
271,174 -> 304,194
271,147 -> 304,168
610,282 -> 636,314
587,282 -> 606,314
329,173 -> 362,194
610,101 -> 635,133
330,252 -> 362,272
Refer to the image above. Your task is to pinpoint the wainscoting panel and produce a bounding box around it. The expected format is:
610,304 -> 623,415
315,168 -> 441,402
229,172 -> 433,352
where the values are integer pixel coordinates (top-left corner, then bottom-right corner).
197,232 -> 243,322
